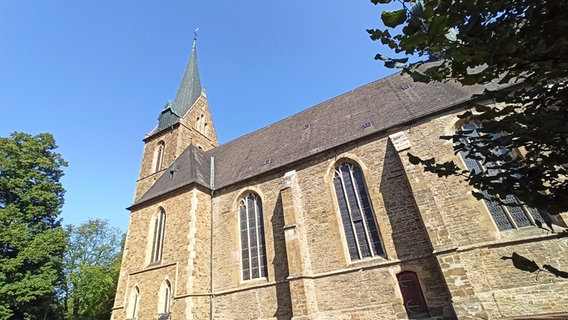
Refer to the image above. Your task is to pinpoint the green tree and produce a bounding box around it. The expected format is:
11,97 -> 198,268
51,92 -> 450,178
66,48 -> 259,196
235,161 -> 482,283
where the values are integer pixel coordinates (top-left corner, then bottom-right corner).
62,219 -> 123,320
367,0 -> 568,214
0,132 -> 68,320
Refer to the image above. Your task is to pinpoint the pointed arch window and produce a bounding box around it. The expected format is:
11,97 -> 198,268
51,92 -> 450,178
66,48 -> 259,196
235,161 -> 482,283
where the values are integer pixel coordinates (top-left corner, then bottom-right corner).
333,162 -> 384,261
126,286 -> 140,320
157,280 -> 172,317
150,208 -> 166,263
458,122 -> 552,231
154,141 -> 165,172
239,193 -> 267,280
397,271 -> 430,319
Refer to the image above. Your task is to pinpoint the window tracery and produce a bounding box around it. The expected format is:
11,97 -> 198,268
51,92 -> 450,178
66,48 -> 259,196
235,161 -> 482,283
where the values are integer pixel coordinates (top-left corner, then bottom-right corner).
239,193 -> 267,280
458,122 -> 552,230
333,162 -> 384,261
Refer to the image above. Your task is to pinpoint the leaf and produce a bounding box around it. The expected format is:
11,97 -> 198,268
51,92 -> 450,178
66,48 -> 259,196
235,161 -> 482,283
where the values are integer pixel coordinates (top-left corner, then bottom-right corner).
463,14 -> 481,36
409,71 -> 431,83
461,74 -> 480,86
385,60 -> 406,68
403,18 -> 423,35
381,9 -> 407,28
409,0 -> 424,17
371,0 -> 391,4
428,15 -> 447,35
403,31 -> 429,50
392,57 -> 409,63
374,54 -> 390,61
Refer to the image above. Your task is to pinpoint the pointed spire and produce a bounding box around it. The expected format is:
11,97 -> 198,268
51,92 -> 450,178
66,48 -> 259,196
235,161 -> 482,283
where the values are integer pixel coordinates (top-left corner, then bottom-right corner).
173,29 -> 202,118
153,29 -> 203,134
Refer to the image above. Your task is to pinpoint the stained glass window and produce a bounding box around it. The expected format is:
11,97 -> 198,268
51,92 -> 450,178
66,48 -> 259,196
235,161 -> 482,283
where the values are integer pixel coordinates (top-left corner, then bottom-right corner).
240,193 -> 267,280
333,162 -> 384,261
458,123 -> 552,230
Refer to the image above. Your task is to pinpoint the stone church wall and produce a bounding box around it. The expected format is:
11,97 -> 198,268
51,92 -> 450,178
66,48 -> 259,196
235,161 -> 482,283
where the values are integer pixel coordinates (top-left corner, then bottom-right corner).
207,129 -> 456,319
211,174 -> 294,319
135,128 -> 186,201
112,186 -> 213,320
399,111 -> 568,319
114,100 -> 568,319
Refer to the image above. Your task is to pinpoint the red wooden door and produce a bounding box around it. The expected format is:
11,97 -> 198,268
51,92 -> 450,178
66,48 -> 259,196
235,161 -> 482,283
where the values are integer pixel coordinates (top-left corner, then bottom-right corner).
397,271 -> 430,319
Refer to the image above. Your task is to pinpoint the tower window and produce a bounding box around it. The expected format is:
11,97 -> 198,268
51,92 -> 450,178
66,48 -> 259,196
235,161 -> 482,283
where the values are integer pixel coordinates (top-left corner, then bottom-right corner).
333,162 -> 384,261
154,141 -> 165,173
239,193 -> 267,280
150,208 -> 166,263
458,122 -> 552,231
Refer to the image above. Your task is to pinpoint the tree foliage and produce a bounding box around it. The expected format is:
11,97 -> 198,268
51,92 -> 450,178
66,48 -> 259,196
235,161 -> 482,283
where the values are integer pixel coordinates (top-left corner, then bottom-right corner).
0,132 -> 68,319
62,219 -> 123,320
368,0 -> 568,214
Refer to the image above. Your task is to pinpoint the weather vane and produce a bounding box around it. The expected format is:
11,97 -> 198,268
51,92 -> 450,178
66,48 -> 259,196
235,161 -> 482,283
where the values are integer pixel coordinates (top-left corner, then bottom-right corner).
194,28 -> 200,42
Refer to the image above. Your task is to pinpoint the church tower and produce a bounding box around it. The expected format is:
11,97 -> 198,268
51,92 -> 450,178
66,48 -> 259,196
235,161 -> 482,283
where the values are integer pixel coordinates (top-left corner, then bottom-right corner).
134,38 -> 218,201
112,37 -> 217,320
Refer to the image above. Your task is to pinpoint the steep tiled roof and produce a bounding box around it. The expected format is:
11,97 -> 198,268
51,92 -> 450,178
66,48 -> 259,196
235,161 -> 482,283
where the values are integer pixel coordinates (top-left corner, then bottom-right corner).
209,70 -> 484,189
134,69 -> 487,206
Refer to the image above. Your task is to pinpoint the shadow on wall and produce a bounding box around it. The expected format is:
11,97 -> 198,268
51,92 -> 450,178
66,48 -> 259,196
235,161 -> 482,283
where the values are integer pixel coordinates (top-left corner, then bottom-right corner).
379,140 -> 433,259
271,194 -> 293,320
380,140 -> 456,319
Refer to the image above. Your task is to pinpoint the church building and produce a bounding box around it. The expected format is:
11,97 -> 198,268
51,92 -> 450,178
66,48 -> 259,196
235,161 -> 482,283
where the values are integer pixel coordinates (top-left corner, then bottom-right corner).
111,40 -> 568,320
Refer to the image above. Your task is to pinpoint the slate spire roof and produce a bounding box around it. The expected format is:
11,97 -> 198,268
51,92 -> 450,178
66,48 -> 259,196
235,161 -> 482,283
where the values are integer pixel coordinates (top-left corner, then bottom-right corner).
174,39 -> 202,117
154,39 -> 202,133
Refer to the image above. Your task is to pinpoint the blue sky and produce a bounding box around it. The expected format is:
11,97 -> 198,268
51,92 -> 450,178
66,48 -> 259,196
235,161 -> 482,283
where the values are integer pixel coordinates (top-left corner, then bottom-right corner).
0,1 -> 399,231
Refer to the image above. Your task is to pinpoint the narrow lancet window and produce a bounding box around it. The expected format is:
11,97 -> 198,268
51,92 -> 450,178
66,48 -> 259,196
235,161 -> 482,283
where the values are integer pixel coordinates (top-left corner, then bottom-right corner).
154,141 -> 165,172
333,162 -> 384,261
150,208 -> 166,263
239,193 -> 267,280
